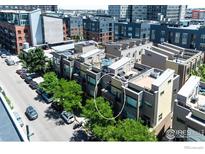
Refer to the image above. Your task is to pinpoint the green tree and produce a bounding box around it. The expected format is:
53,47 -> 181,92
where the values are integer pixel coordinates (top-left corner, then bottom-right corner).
39,72 -> 59,94
18,48 -> 47,75
53,79 -> 83,113
82,97 -> 115,128
93,119 -> 157,141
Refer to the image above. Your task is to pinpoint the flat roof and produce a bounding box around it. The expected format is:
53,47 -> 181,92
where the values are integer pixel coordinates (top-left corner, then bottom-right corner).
131,75 -> 155,90
80,49 -> 102,58
108,57 -> 131,70
51,43 -> 75,52
152,69 -> 174,87
0,96 -> 22,141
178,76 -> 200,98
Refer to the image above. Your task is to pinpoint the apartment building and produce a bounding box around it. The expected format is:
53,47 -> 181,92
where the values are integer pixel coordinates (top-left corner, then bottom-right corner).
0,5 -> 58,12
131,5 -> 147,21
65,15 -> 83,39
83,15 -> 114,43
173,76 -> 205,141
0,9 -> 43,54
98,58 -> 179,137
141,42 -> 204,88
192,10 -> 205,19
114,21 -> 153,41
105,39 -> 152,64
150,22 -> 205,51
108,5 -> 131,20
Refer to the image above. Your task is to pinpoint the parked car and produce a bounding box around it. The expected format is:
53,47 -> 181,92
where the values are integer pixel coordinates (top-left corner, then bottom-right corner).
1,54 -> 6,58
25,76 -> 33,84
25,106 -> 38,120
60,111 -> 74,124
51,102 -> 64,112
36,87 -> 44,95
29,81 -> 38,90
41,92 -> 53,104
20,72 -> 27,79
13,112 -> 24,127
16,68 -> 27,75
73,121 -> 83,130
7,60 -> 15,66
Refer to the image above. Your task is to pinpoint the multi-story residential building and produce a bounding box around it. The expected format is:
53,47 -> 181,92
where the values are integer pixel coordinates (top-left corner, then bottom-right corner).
108,5 -> 186,22
0,5 -> 58,12
141,42 -> 204,88
185,8 -> 193,19
42,15 -> 64,44
108,5 -> 131,20
192,10 -> 205,19
131,5 -> 147,21
83,15 -> 114,43
105,39 -> 152,63
147,5 -> 187,21
114,21 -> 153,41
150,22 -> 205,51
173,76 -> 205,141
64,15 -> 83,39
0,9 -> 43,54
99,58 -> 179,138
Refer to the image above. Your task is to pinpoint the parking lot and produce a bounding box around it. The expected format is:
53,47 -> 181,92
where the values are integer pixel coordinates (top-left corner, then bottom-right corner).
0,52 -> 85,141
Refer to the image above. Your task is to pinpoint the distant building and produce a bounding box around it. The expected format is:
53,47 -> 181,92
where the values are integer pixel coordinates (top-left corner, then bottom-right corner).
114,21 -> 153,41
108,5 -> 131,20
0,9 -> 43,54
0,5 -> 58,12
150,22 -> 205,51
192,10 -> 205,19
173,76 -> 205,141
83,15 -> 114,43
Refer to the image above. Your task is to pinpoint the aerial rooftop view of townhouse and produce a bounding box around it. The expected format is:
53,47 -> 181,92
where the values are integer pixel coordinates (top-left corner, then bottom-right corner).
0,4 -> 205,143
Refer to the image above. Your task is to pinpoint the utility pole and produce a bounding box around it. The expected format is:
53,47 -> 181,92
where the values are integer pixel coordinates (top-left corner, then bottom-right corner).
26,125 -> 34,141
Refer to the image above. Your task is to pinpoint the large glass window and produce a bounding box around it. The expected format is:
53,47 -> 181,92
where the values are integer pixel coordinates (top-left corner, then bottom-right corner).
201,34 -> 205,42
182,33 -> 188,45
126,96 -> 137,108
151,30 -> 155,40
87,76 -> 96,85
135,28 -> 140,37
175,32 -> 180,44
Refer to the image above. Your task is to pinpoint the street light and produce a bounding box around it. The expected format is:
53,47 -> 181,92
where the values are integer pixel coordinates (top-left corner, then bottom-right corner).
26,125 -> 34,141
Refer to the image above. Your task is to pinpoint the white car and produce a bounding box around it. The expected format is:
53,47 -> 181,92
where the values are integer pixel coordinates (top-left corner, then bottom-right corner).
13,112 -> 24,127
1,54 -> 6,58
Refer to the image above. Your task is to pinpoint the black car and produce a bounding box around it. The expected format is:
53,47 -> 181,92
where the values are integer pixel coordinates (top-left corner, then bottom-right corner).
51,102 -> 64,112
36,87 -> 44,95
25,106 -> 38,120
16,68 -> 27,75
25,76 -> 33,84
41,92 -> 53,104
20,72 -> 27,79
29,81 -> 38,89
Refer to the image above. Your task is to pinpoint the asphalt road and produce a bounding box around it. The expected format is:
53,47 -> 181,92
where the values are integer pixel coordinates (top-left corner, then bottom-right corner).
0,57 -> 77,141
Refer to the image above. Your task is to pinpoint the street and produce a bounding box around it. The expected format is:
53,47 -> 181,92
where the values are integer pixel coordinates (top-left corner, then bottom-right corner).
0,57 -> 76,141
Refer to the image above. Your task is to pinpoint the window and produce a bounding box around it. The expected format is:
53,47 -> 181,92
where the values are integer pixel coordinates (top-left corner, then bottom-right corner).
182,33 -> 188,45
24,29 -> 28,33
168,79 -> 172,84
158,113 -> 163,121
200,43 -> 205,50
18,30 -> 21,34
175,32 -> 180,44
19,43 -> 23,46
151,30 -> 155,40
144,100 -> 152,107
160,91 -> 164,95
87,76 -> 96,85
201,34 -> 205,42
128,27 -> 133,31
126,96 -> 137,108
135,28 -> 140,37
176,117 -> 185,124
161,31 -> 165,37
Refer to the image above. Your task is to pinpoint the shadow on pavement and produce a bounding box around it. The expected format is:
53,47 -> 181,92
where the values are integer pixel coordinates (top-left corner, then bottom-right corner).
70,129 -> 88,141
44,106 -> 66,126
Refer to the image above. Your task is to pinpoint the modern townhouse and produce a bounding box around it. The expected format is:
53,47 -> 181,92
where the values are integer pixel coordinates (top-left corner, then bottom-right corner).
105,39 -> 152,63
173,76 -> 205,141
141,42 -> 204,88
98,58 -> 179,138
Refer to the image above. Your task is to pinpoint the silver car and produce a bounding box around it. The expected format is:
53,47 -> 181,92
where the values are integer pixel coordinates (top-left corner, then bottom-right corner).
13,112 -> 24,127
60,111 -> 74,124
